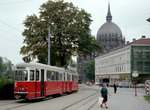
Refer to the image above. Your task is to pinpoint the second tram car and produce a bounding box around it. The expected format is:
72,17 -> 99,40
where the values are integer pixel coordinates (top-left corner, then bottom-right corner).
14,62 -> 78,99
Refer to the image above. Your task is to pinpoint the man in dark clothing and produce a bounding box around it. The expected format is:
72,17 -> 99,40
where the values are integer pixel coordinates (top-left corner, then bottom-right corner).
113,81 -> 117,93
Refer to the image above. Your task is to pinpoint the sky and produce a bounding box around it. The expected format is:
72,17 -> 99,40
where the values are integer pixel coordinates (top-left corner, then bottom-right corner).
0,0 -> 150,64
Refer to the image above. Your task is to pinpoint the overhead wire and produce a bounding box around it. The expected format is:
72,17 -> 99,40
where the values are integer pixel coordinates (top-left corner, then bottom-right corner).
0,28 -> 22,40
0,18 -> 23,40
0,20 -> 22,33
0,0 -> 36,5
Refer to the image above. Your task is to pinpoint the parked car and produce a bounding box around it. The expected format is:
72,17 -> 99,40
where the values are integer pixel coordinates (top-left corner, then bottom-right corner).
118,84 -> 129,88
131,83 -> 145,88
95,82 -> 99,85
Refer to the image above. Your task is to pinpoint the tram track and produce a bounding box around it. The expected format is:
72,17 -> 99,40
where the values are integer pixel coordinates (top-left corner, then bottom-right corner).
1,87 -> 100,110
0,100 -> 33,110
62,89 -> 99,110
0,101 -> 16,106
87,100 -> 98,110
0,99 -> 26,107
5,103 -> 32,110
1,99 -> 42,110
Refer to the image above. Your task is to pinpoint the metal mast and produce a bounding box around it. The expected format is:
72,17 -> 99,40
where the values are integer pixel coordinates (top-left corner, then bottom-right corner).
48,26 -> 51,65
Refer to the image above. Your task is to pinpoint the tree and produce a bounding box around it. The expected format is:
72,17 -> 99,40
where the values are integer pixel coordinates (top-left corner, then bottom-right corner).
20,0 -> 102,67
0,57 -> 14,79
83,60 -> 95,81
0,57 -> 6,74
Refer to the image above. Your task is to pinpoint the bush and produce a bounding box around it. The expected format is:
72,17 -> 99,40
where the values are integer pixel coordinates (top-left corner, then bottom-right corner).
0,78 -> 14,99
144,96 -> 150,103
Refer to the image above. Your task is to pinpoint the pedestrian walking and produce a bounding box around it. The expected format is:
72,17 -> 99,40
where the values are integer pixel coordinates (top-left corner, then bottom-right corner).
100,83 -> 111,109
113,81 -> 117,94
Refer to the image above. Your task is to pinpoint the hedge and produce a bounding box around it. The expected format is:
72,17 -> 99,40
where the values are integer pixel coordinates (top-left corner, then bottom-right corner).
0,79 -> 14,99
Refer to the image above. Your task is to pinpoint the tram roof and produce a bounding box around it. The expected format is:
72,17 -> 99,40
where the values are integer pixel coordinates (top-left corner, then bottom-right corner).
16,62 -> 65,72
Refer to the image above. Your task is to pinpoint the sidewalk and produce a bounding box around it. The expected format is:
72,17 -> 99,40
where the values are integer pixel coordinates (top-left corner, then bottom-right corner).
90,86 -> 150,110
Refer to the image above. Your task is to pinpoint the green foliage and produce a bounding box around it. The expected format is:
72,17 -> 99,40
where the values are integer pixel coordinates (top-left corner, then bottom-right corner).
144,96 -> 150,103
0,57 -> 14,99
0,78 -> 14,99
0,57 -> 6,74
0,57 -> 14,80
83,60 -> 95,81
21,0 -> 102,67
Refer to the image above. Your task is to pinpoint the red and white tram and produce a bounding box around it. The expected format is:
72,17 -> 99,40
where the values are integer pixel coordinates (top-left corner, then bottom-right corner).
14,62 -> 78,99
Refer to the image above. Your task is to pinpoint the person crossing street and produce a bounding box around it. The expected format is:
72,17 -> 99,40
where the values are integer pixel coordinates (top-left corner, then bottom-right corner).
100,83 -> 111,109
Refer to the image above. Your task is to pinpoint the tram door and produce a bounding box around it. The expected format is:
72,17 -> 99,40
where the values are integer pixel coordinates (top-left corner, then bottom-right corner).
63,73 -> 66,92
41,69 -> 44,96
35,69 -> 40,97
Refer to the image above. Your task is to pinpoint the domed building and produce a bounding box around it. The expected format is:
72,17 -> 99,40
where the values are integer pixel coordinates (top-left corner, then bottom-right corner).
77,3 -> 125,83
97,4 -> 125,52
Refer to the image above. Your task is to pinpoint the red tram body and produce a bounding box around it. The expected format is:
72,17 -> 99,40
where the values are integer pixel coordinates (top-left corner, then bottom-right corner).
14,62 -> 78,99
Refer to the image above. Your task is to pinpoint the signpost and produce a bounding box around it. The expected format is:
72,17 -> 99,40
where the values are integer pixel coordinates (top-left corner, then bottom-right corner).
145,80 -> 150,96
132,71 -> 139,96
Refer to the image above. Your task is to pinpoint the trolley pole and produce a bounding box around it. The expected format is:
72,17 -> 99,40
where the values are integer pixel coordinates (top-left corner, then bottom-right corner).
48,26 -> 50,65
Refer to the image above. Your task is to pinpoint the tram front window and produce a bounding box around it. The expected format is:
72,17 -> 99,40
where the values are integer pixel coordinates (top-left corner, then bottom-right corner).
15,70 -> 28,81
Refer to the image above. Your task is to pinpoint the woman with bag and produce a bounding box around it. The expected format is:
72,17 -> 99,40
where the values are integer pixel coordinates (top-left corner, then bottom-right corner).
99,83 -> 111,109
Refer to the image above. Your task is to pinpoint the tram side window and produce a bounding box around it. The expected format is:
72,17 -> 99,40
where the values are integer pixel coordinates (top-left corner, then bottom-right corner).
56,72 -> 59,81
58,73 -> 62,81
15,71 -> 21,81
30,70 -> 34,81
67,74 -> 71,81
51,71 -> 55,81
63,73 -> 65,81
74,75 -> 77,81
15,70 -> 28,81
72,75 -> 77,81
22,71 -> 28,81
47,70 -> 52,81
72,75 -> 75,81
36,70 -> 39,81
75,76 -> 77,81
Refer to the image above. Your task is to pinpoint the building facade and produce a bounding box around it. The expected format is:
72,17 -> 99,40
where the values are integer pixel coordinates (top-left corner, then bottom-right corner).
77,3 -> 125,83
95,37 -> 150,85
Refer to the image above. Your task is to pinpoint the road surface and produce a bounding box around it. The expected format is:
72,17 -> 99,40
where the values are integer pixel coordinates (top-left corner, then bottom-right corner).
0,84 -> 149,110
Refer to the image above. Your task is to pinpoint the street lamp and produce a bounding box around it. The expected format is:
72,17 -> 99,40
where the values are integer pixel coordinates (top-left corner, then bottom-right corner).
132,71 -> 139,96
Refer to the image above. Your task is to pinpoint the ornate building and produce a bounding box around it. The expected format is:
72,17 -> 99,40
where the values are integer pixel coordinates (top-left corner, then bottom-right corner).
96,4 -> 125,52
77,3 -> 125,83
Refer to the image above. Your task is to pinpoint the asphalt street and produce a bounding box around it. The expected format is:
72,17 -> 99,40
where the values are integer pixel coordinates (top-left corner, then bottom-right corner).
0,84 -> 150,110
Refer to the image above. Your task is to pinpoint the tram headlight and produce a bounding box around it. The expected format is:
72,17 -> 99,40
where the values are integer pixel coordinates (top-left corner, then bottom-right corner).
22,88 -> 24,91
18,88 -> 21,91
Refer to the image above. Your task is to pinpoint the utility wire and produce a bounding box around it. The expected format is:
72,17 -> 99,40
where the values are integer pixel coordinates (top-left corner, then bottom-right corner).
0,20 -> 22,33
0,29 -> 22,40
0,0 -> 38,5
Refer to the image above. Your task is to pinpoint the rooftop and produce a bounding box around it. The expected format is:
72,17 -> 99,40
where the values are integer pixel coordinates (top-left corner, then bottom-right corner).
132,37 -> 150,45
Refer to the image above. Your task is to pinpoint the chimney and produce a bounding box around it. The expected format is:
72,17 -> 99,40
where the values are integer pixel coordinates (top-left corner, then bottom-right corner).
141,36 -> 146,38
133,38 -> 136,42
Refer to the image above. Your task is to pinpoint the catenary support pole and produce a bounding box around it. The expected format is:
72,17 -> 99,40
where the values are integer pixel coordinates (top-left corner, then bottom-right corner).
48,26 -> 50,65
